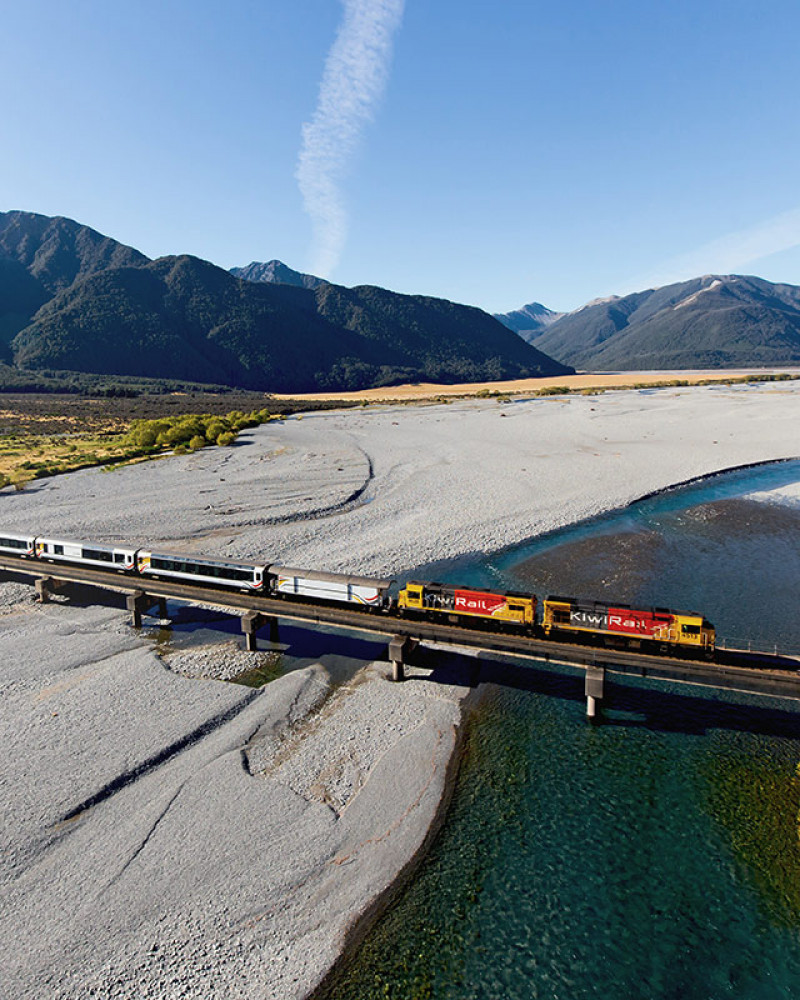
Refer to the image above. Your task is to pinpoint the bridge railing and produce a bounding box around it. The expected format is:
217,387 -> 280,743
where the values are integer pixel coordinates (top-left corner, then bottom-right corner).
715,633 -> 800,658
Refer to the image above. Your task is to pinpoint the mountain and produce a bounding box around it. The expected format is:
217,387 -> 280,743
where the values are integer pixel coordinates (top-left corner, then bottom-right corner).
11,252 -> 573,392
493,301 -> 564,343
230,259 -> 327,290
0,211 -> 149,357
0,210 -> 148,294
525,275 -> 800,370
0,211 -> 572,391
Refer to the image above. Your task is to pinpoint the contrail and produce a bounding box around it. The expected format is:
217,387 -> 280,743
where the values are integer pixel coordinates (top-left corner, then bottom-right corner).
620,206 -> 800,294
296,0 -> 405,279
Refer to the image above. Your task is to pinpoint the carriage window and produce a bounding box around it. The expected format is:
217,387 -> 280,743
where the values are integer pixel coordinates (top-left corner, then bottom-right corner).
0,537 -> 27,549
114,553 -> 126,563
83,548 -> 113,562
54,545 -> 63,555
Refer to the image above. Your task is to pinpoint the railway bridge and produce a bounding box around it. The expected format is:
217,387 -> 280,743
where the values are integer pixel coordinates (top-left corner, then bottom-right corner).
2,554 -> 799,718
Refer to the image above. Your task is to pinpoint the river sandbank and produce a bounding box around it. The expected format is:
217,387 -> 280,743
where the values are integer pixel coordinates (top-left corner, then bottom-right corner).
1,380 -> 799,998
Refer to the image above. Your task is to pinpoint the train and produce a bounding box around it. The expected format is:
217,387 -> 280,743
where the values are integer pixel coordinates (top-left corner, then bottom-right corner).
0,531 -> 716,658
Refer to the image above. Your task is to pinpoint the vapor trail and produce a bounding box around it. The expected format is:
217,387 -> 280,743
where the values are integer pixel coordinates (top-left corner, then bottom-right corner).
296,0 -> 405,278
621,206 -> 800,293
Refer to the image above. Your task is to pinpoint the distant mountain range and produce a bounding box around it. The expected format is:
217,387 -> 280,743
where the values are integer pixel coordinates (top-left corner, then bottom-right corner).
5,210 -> 798,390
0,211 -> 571,392
495,275 -> 800,370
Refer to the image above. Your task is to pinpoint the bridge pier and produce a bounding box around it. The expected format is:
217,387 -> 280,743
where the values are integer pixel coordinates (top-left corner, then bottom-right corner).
585,665 -> 605,720
126,591 -> 154,629
241,611 -> 277,652
389,635 -> 416,681
35,576 -> 62,603
157,597 -> 170,625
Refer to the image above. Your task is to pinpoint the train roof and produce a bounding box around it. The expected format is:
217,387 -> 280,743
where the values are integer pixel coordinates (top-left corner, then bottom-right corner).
269,566 -> 394,589
404,580 -> 534,599
545,595 -> 705,618
36,536 -> 136,551
140,549 -> 266,570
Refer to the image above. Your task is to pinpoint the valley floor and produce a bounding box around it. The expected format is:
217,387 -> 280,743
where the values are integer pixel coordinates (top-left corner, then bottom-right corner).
271,366 -> 800,403
1,379 -> 799,999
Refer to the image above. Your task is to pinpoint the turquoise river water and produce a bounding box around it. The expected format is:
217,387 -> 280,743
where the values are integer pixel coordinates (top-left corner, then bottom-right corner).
315,459 -> 800,1000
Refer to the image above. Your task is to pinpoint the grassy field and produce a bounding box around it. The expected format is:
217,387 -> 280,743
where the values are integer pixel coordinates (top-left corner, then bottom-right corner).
0,391 -> 349,489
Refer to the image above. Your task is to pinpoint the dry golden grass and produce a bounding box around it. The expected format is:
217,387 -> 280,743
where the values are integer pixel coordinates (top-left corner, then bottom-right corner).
271,368 -> 800,404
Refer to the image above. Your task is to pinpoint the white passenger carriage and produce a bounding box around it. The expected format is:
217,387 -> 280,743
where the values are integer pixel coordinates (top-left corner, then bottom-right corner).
35,538 -> 137,571
270,566 -> 393,608
136,550 -> 266,591
0,533 -> 36,557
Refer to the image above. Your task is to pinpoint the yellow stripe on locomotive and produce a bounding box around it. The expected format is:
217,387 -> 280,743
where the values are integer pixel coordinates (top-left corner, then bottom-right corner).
398,581 -> 536,626
542,597 -> 715,651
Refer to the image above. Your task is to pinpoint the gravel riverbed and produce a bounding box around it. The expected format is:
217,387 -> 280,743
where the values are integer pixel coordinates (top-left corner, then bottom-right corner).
1,381 -> 799,999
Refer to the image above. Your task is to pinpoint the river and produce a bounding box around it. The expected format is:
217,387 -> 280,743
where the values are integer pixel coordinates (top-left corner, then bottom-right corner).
315,459 -> 800,1000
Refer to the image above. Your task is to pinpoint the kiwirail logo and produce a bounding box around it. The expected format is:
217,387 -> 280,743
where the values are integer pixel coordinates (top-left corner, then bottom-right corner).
454,591 -> 507,616
296,0 -> 405,278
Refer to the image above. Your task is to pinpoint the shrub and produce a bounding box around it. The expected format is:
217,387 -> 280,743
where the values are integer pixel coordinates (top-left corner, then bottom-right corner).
205,419 -> 228,443
11,470 -> 34,490
188,435 -> 206,451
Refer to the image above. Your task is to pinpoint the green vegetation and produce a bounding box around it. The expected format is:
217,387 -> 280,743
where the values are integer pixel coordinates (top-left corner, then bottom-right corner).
231,651 -> 285,687
0,391 -> 347,489
704,745 -> 800,928
11,257 -> 570,392
0,362 -> 247,397
1,212 -> 572,394
124,408 -> 272,454
535,384 -> 570,395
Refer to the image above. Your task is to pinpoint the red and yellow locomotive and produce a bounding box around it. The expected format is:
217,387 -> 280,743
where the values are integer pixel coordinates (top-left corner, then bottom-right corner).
542,596 -> 715,655
398,581 -> 536,629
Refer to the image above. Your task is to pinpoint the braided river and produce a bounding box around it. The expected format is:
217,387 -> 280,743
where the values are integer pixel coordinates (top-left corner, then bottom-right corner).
317,459 -> 800,1000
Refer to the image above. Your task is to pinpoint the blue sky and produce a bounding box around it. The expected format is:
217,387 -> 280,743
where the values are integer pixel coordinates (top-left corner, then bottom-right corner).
3,0 -> 800,312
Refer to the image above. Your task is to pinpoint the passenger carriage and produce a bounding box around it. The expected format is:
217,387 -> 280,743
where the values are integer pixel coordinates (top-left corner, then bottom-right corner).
35,537 -> 137,571
136,550 -> 266,591
0,533 -> 36,557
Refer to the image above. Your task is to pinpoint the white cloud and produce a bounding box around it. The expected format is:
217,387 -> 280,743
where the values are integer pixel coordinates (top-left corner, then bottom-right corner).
620,206 -> 800,293
296,0 -> 405,278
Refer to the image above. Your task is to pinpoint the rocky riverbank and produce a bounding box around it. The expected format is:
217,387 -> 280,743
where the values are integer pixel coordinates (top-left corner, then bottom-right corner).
1,380 -> 799,998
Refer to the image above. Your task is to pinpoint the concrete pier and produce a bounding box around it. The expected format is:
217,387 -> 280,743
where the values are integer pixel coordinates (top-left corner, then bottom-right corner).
585,665 -> 605,719
126,591 -> 153,629
389,635 -> 416,681
34,576 -> 71,604
34,577 -> 56,603
241,611 -> 276,652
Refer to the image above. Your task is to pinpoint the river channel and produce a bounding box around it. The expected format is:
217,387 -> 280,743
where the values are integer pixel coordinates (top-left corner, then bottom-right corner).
316,459 -> 800,1000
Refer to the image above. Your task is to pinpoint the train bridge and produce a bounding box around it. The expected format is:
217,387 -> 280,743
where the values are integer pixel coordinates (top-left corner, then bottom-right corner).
2,554 -> 799,718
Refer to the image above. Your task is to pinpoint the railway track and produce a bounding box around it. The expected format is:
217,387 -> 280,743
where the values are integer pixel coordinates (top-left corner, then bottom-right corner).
1,553 -> 799,709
